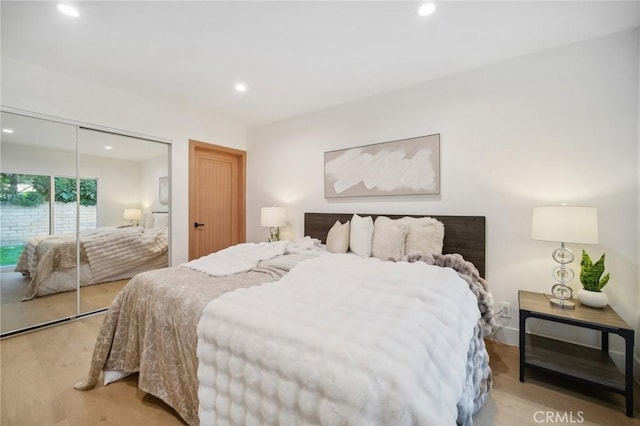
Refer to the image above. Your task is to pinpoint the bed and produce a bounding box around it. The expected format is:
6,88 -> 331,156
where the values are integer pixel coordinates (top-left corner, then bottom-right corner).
75,213 -> 494,426
15,212 -> 169,300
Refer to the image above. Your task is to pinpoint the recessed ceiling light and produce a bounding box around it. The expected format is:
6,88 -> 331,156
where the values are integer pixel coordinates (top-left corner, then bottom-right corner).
57,4 -> 79,18
234,83 -> 248,93
104,145 -> 113,150
417,3 -> 436,17
2,128 -> 14,134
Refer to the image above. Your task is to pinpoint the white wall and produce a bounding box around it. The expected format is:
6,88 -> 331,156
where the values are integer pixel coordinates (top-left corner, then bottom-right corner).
247,30 -> 640,359
140,154 -> 170,213
1,56 -> 247,264
79,153 -> 142,227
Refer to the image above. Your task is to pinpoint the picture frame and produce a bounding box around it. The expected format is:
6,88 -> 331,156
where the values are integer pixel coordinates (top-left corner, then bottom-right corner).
159,176 -> 169,204
324,134 -> 440,198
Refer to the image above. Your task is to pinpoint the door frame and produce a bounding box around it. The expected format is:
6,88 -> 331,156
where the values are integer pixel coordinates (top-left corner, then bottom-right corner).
188,139 -> 246,260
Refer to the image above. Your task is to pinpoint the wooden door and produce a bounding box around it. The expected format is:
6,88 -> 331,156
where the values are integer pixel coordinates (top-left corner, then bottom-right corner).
189,140 -> 246,260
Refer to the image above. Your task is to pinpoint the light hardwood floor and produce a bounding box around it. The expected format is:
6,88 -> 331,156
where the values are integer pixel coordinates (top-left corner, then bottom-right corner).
1,316 -> 638,426
1,270 -> 127,334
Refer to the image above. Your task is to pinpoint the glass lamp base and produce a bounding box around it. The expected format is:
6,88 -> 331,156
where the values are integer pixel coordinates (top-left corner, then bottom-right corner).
268,227 -> 280,242
549,298 -> 575,309
547,244 -> 576,310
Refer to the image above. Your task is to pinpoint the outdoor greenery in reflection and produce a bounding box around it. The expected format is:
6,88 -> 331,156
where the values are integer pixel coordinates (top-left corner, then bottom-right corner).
0,173 -> 97,206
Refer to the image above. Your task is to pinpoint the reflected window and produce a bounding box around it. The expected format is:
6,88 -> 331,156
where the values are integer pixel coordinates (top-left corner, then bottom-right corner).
0,173 -> 51,266
54,177 -> 98,233
0,173 -> 98,265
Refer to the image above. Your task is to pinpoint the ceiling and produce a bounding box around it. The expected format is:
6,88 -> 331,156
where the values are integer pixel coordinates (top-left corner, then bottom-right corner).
1,111 -> 168,161
2,1 -> 639,129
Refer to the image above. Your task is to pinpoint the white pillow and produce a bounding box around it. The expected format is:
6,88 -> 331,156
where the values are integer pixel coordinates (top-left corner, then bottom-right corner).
141,213 -> 154,228
349,214 -> 374,257
399,216 -> 445,256
372,216 -> 408,260
326,220 -> 350,253
154,213 -> 169,228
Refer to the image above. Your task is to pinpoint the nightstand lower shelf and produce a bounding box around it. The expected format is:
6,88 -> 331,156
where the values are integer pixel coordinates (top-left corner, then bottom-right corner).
524,334 -> 625,392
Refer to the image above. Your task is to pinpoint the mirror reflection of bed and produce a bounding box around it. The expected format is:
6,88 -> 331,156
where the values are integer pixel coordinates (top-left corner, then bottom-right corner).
0,111 -> 170,336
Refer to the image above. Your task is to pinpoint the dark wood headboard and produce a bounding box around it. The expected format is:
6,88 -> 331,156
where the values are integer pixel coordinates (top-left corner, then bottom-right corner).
304,213 -> 486,277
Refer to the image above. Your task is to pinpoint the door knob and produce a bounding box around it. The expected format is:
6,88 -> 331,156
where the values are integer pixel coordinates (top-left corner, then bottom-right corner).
194,222 -> 205,228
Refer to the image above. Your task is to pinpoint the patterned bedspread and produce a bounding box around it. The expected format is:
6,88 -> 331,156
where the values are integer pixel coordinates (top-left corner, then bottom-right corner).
16,234 -> 86,281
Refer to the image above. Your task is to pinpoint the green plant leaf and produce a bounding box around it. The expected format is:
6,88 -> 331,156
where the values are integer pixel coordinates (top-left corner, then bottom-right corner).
591,254 -> 605,279
580,250 -> 610,291
598,273 -> 610,291
580,250 -> 592,269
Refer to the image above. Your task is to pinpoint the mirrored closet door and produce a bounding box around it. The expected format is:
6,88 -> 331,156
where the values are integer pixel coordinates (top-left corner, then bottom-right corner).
0,109 -> 170,336
77,129 -> 170,315
0,112 -> 78,334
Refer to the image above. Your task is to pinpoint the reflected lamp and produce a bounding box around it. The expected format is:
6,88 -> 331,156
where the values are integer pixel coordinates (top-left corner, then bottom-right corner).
260,207 -> 286,242
123,208 -> 142,226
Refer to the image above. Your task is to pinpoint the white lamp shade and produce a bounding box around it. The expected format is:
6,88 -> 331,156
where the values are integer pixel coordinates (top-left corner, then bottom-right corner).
531,206 -> 598,244
260,207 -> 286,227
123,208 -> 142,220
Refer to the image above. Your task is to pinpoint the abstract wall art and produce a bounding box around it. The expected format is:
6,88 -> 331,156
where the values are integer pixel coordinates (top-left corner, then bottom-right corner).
324,134 -> 440,198
159,176 -> 169,204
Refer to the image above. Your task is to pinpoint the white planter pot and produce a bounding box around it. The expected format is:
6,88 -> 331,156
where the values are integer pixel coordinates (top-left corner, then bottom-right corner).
577,288 -> 608,308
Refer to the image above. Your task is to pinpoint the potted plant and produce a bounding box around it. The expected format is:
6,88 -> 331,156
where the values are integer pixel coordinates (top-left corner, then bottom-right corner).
578,250 -> 610,308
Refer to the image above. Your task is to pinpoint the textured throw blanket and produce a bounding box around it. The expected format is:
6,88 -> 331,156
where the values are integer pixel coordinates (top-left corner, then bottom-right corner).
82,226 -> 168,282
197,253 -> 494,426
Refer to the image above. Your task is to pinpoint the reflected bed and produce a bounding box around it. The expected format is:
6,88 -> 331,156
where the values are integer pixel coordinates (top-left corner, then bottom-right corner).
16,212 -> 168,300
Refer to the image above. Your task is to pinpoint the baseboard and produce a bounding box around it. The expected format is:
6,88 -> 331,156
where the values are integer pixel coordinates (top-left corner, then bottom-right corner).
487,325 -> 640,384
488,324 -> 519,347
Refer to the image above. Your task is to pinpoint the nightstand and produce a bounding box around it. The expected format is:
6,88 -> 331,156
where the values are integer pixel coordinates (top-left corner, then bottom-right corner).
518,290 -> 634,417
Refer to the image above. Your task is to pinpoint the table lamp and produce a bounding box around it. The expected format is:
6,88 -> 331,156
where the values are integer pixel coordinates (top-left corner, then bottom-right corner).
123,208 -> 142,226
530,205 -> 598,309
260,207 -> 286,242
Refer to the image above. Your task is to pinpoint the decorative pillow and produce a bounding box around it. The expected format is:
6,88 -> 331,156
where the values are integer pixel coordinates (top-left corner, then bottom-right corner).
349,214 -> 374,257
141,212 -> 154,228
153,213 -> 169,228
326,220 -> 350,253
372,216 -> 409,260
399,216 -> 445,256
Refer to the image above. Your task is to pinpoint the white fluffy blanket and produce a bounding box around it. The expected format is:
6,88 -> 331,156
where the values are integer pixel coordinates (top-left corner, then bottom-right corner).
197,253 -> 480,425
182,238 -> 323,277
181,242 -> 289,276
